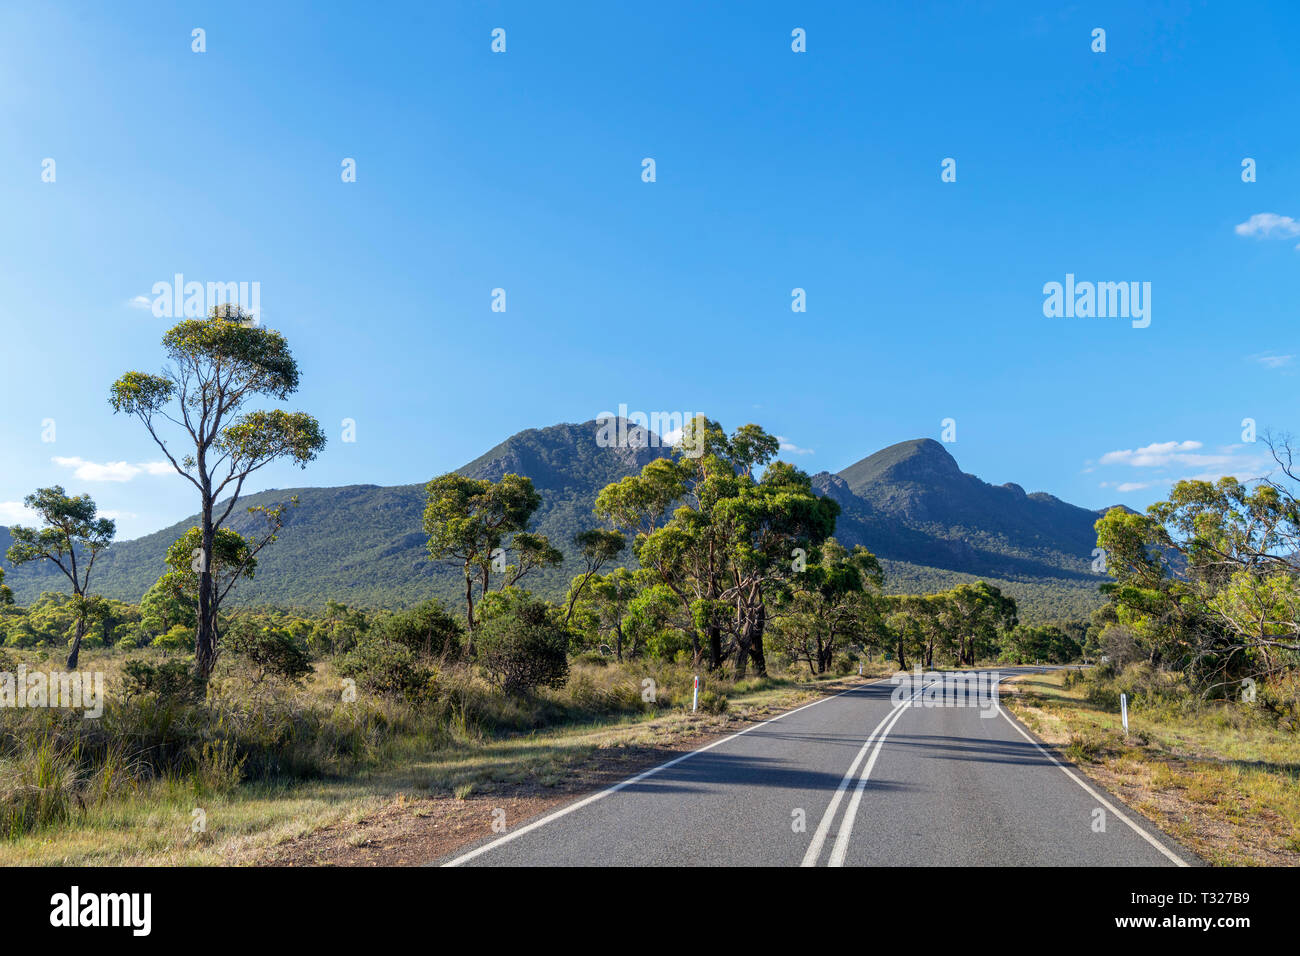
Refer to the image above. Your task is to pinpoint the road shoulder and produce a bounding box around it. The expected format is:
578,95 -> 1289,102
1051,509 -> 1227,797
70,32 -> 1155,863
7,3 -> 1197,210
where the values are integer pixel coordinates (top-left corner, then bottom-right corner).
1001,670 -> 1292,866
248,674 -> 872,866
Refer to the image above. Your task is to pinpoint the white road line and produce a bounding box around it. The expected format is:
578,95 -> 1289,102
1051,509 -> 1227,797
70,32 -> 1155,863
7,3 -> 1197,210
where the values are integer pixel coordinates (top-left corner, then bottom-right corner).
800,681 -> 921,867
819,666 -> 1042,867
442,678 -> 884,867
996,697 -> 1190,867
826,686 -> 920,866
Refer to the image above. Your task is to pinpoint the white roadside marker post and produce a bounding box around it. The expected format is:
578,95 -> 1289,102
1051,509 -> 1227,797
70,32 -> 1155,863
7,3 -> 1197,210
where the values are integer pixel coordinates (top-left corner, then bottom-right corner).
1120,692 -> 1129,737
692,675 -> 699,713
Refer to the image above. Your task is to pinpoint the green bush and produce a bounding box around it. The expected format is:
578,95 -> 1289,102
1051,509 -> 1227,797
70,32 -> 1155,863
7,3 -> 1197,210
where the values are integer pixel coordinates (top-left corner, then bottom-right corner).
336,639 -> 435,701
476,594 -> 570,695
376,600 -> 463,660
224,622 -> 313,685
698,689 -> 729,714
645,629 -> 693,663
1258,680 -> 1300,731
122,658 -> 203,703
151,624 -> 192,650
306,603 -> 369,657
4,621 -> 38,649
1085,683 -> 1121,711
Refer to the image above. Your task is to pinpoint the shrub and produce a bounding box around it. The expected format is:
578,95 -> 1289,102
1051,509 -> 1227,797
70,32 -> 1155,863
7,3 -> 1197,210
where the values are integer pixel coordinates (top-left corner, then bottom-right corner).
376,601 -> 463,660
309,602 -> 371,657
152,624 -> 192,650
336,639 -> 434,701
1064,732 -> 1101,762
1085,683 -> 1121,711
476,594 -> 570,695
122,658 -> 203,703
224,622 -> 313,685
4,621 -> 38,649
1258,677 -> 1300,731
1111,662 -> 1188,706
645,629 -> 692,663
698,689 -> 729,715
1099,624 -> 1142,669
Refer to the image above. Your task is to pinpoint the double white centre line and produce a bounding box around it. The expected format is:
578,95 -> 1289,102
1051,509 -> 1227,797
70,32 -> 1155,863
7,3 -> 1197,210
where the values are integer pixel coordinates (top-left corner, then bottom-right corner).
801,681 -> 923,867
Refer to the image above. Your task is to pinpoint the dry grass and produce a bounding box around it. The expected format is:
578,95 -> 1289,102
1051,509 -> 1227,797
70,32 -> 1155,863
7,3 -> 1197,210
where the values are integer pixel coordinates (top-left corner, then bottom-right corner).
0,645 -> 886,865
1003,668 -> 1300,866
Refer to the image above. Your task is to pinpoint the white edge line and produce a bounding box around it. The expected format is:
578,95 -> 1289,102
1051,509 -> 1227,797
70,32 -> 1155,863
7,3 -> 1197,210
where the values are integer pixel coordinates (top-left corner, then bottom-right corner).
442,677 -> 885,867
996,673 -> 1190,868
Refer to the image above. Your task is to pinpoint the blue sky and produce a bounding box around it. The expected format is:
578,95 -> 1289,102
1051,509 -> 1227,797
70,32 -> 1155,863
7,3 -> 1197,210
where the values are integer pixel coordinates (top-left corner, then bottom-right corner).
1,0 -> 1298,539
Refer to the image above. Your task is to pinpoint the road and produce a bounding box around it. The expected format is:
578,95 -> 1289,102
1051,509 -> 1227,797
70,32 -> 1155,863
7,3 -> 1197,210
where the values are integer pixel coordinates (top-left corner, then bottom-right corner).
440,667 -> 1193,867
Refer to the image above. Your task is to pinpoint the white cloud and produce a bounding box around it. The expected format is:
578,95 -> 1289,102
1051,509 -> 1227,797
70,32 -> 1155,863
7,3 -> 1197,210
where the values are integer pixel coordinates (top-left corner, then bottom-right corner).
1252,352 -> 1294,369
1094,438 -> 1275,496
777,436 -> 815,456
1097,441 -> 1224,469
0,501 -> 37,525
127,295 -> 152,309
52,456 -> 173,482
1235,212 -> 1300,248
1234,212 -> 1300,239
1099,480 -> 1160,493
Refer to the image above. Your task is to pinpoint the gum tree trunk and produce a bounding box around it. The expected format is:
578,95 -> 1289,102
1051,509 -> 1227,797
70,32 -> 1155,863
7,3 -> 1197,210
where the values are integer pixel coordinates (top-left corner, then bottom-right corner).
66,616 -> 86,670
195,495 -> 218,681
746,598 -> 768,678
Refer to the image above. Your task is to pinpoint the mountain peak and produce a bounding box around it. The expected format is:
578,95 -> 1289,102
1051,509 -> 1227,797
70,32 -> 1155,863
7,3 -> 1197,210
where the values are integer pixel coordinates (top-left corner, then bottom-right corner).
457,418 -> 672,489
837,438 -> 963,495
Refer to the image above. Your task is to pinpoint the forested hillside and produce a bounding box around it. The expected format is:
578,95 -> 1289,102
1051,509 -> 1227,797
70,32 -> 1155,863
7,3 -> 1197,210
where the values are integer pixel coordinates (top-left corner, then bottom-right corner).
814,438 -> 1113,619
1,421 -> 671,610
1,423 -> 1107,621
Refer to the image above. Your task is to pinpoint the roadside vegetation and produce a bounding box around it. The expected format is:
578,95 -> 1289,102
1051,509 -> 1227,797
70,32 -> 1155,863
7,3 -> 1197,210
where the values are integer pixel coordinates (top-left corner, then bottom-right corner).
1005,664 -> 1300,865
999,460 -> 1300,865
0,638 -> 874,863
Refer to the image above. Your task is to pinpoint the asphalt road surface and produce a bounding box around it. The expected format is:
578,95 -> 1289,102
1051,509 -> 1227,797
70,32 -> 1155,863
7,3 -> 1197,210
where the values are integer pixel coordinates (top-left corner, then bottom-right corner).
440,666 -> 1193,867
